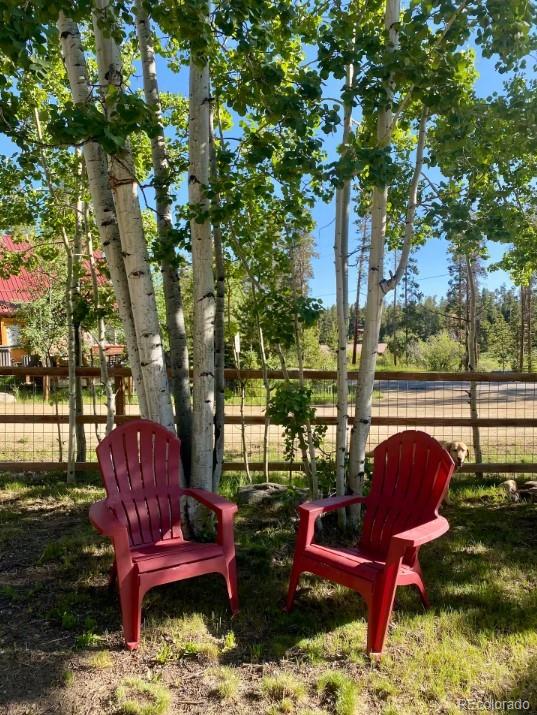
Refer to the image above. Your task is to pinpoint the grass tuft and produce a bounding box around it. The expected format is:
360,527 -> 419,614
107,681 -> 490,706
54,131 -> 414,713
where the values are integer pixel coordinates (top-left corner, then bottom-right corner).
317,672 -> 359,715
210,666 -> 241,700
262,673 -> 307,704
115,677 -> 171,715
88,650 -> 113,669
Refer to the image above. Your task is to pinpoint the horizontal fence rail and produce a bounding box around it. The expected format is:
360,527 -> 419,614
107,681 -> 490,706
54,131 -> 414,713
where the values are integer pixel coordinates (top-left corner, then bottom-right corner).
0,367 -> 535,475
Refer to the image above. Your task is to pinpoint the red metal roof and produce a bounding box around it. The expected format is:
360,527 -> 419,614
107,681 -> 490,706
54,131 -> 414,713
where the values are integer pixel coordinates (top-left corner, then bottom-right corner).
0,236 -> 52,315
0,235 -> 109,317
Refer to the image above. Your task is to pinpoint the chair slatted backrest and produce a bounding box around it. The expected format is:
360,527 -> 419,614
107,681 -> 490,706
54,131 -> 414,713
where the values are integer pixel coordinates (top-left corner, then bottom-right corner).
96,420 -> 183,547
358,431 -> 455,562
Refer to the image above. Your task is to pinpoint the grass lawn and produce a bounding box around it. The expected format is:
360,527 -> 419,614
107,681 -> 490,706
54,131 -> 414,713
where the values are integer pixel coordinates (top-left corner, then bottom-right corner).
0,471 -> 536,714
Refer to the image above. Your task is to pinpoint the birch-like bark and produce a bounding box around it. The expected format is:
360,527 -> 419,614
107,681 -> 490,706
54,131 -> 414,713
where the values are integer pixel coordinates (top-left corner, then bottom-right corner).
134,1 -> 192,462
74,189 -> 87,463
466,254 -> 483,470
348,108 -> 428,506
92,0 -> 174,431
247,274 -> 271,481
348,105 -> 428,507
74,156 -> 86,462
348,0 -> 400,507
57,13 -> 148,417
64,237 -> 76,482
352,218 -> 368,365
209,106 -> 225,491
382,109 -> 429,292
86,212 -> 116,435
32,108 -> 76,482
189,43 -> 215,496
258,325 -> 271,482
232,338 -> 251,483
334,60 -> 354,522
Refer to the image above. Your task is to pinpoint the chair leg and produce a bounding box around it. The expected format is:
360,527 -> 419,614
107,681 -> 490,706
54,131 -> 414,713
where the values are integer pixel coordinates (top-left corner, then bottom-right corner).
118,573 -> 142,650
367,599 -> 393,656
415,578 -> 430,609
225,557 -> 239,615
413,562 -> 430,609
285,561 -> 302,612
367,579 -> 398,656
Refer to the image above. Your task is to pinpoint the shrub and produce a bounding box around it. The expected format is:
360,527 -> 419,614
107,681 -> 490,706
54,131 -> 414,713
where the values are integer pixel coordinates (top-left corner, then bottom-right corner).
416,331 -> 464,371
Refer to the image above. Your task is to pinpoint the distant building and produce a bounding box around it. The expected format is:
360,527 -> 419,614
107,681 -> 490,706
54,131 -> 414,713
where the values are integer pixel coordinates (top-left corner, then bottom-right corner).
349,342 -> 388,357
0,236 -> 52,365
0,234 -> 122,366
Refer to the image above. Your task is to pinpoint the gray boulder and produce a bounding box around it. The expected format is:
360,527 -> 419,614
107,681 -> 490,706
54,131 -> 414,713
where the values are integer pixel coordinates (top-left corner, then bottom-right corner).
237,482 -> 308,507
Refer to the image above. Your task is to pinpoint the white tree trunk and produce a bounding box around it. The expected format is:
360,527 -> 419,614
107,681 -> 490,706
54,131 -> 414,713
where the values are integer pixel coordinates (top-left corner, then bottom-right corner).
348,184 -> 388,499
57,13 -> 148,417
189,50 -> 215,494
348,106 -> 428,508
208,104 -> 225,490
73,167 -> 86,462
64,231 -> 77,482
466,253 -> 483,469
348,0 -> 402,509
134,0 -> 192,458
92,0 -> 174,431
334,60 -> 354,523
32,107 -> 77,482
86,210 -> 116,436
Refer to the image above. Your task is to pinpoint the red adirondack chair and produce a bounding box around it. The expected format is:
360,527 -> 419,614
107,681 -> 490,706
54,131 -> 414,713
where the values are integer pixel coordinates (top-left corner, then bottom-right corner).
90,419 -> 239,650
286,430 -> 455,655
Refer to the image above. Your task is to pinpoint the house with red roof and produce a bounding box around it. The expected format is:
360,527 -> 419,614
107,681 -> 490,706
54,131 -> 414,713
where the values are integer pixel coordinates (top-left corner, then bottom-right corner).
0,235 -> 121,367
0,235 -> 53,365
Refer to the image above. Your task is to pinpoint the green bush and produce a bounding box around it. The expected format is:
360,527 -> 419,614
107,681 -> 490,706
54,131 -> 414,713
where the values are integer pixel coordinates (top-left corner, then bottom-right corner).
417,331 -> 464,371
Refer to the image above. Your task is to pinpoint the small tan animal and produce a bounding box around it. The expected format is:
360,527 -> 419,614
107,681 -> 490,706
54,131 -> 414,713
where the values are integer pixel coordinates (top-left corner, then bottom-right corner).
438,440 -> 469,468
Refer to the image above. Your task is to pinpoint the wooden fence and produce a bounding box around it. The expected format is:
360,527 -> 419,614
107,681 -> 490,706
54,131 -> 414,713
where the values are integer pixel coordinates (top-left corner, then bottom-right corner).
0,366 -> 536,474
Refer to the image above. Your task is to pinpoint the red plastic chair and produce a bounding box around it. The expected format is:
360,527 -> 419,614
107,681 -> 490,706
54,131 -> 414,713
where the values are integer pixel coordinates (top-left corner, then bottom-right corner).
90,419 -> 239,650
286,430 -> 455,655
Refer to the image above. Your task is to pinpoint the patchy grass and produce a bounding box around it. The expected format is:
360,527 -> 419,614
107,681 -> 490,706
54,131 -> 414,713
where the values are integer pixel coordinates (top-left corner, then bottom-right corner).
209,666 -> 241,700
262,673 -> 307,702
115,677 -> 171,715
316,672 -> 359,715
88,650 -> 114,669
0,470 -> 536,714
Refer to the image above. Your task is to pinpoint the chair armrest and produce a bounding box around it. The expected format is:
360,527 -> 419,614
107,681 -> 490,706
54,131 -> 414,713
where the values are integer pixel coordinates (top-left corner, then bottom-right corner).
182,488 -> 238,516
299,494 -> 368,518
89,499 -> 132,569
182,489 -> 237,554
296,495 -> 368,550
89,499 -> 127,537
392,516 -> 449,548
386,517 -> 449,565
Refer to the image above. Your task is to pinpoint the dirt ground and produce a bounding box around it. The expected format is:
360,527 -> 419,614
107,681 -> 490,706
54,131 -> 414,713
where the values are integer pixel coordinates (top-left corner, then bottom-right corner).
1,471 -> 536,715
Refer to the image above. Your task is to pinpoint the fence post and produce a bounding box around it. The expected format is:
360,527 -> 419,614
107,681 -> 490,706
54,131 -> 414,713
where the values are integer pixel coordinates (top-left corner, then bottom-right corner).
115,375 -> 125,423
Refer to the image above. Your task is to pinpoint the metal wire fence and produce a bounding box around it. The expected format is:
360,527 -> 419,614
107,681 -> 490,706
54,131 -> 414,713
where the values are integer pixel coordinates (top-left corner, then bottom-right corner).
0,367 -> 536,474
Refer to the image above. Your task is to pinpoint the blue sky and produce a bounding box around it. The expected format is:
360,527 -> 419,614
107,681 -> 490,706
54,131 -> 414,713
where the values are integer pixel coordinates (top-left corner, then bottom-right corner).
0,30 -> 519,307
145,42 -> 518,307
306,49 -> 517,307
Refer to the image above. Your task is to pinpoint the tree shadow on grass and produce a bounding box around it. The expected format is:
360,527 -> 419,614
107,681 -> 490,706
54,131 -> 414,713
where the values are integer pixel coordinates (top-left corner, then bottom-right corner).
1,470 -> 536,712
0,474 -> 115,713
